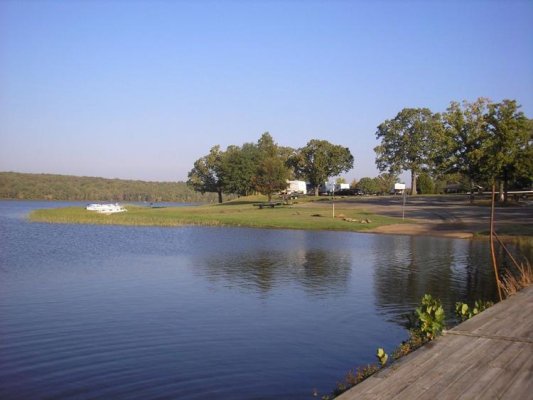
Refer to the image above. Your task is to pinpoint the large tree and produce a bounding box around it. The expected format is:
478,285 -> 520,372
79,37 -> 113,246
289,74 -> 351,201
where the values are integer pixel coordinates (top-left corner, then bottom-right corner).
253,132 -> 291,201
440,98 -> 492,202
374,108 -> 443,195
289,139 -> 354,196
221,143 -> 258,197
483,100 -> 531,202
187,145 -> 226,203
356,177 -> 379,195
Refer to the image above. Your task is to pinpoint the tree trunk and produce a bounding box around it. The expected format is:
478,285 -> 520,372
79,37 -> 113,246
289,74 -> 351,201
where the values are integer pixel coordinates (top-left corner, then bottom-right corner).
503,168 -> 509,204
411,171 -> 417,195
314,186 -> 319,196
469,179 -> 475,204
217,189 -> 223,204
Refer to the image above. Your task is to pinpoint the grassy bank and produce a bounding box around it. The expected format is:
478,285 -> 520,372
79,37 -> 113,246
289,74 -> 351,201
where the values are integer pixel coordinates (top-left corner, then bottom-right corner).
29,197 -> 407,232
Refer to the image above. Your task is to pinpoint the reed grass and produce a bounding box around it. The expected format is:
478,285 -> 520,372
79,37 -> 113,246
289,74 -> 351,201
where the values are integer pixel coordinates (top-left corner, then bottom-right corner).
499,261 -> 533,297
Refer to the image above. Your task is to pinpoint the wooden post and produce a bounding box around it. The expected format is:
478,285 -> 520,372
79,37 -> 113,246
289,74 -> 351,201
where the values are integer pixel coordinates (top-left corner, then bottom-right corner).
490,182 -> 503,301
332,187 -> 335,218
402,190 -> 406,220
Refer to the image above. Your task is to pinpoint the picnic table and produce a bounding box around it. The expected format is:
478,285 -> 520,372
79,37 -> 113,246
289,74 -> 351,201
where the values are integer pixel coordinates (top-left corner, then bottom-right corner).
253,202 -> 284,209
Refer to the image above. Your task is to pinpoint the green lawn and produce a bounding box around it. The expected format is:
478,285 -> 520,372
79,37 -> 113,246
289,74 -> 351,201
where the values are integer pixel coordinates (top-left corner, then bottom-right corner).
29,197 -> 407,232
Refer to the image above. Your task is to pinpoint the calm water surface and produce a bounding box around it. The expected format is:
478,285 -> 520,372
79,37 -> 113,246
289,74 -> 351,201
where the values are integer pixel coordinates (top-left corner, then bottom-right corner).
0,201 -> 500,399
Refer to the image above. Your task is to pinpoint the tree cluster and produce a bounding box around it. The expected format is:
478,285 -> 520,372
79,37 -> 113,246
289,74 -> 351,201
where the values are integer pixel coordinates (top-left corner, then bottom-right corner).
375,98 -> 532,201
354,173 -> 398,195
0,172 -> 220,202
187,133 -> 354,202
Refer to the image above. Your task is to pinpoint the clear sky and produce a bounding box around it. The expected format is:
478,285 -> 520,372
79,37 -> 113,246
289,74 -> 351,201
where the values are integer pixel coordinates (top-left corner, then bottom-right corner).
1,0 -> 532,183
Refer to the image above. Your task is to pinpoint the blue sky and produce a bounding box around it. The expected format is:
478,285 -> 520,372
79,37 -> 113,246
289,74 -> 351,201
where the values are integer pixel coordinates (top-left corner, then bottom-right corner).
1,0 -> 532,182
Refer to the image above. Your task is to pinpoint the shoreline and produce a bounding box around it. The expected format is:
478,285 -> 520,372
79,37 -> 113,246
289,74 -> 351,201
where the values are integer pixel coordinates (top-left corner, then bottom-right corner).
27,195 -> 533,239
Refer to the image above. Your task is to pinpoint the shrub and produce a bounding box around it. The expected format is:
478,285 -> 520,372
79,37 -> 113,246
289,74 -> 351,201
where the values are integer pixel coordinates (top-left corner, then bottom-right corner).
415,294 -> 445,339
455,300 -> 494,321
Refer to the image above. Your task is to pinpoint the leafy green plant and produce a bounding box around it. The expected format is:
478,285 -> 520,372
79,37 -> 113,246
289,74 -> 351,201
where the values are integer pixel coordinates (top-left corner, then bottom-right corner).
415,294 -> 445,339
455,300 -> 493,321
376,348 -> 388,366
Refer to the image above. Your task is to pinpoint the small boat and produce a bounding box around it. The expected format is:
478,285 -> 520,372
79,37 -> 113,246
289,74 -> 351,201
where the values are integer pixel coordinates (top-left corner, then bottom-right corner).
86,203 -> 127,214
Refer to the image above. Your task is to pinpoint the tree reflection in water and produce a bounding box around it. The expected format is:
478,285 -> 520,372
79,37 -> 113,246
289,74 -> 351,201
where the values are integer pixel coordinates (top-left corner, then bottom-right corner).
372,235 -> 499,326
199,248 -> 352,297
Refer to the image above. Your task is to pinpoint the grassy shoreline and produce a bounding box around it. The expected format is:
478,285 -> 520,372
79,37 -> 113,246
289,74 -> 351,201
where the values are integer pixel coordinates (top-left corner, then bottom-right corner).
29,198 -> 408,232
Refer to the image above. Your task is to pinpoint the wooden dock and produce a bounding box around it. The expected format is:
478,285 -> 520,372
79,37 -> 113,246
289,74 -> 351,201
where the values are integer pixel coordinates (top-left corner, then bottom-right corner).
337,286 -> 533,400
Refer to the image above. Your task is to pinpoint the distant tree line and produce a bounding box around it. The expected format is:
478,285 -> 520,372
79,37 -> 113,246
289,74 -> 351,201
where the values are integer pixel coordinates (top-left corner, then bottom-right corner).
0,172 -> 220,203
187,132 -> 354,202
374,98 -> 532,202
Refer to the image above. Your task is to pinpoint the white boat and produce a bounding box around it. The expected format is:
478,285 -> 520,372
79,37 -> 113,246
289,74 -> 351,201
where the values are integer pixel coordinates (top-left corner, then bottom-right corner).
86,203 -> 127,214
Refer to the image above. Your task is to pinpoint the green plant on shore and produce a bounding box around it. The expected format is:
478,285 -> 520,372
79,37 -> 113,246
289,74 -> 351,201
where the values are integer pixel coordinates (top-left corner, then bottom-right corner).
455,300 -> 494,321
376,348 -> 388,366
415,294 -> 445,339
391,330 -> 427,360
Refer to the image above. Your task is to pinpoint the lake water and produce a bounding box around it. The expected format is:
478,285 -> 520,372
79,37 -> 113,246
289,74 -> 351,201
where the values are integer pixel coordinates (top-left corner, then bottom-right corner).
0,201 -> 501,399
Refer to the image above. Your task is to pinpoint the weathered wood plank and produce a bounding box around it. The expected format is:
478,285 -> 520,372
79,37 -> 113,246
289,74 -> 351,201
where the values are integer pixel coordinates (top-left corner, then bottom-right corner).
336,286 -> 533,400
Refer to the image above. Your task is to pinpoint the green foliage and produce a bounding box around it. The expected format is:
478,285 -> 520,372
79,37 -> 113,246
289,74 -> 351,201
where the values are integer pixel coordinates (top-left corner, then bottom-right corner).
254,156 -> 290,202
335,177 -> 347,185
187,145 -> 226,203
415,294 -> 445,340
440,98 -> 491,189
289,139 -> 354,196
374,173 -> 398,195
416,173 -> 435,194
455,300 -> 493,322
0,172 -> 217,202
374,108 -> 443,195
439,98 -> 531,201
376,348 -> 388,366
220,144 -> 258,197
187,132 -> 294,202
483,100 -> 531,200
253,133 -> 292,201
356,177 -> 379,194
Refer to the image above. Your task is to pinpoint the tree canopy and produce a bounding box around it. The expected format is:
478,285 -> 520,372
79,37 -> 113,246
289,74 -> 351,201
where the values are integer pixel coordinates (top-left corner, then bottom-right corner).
187,145 -> 226,203
253,133 -> 291,201
376,99 -> 531,201
289,139 -> 354,196
374,108 -> 443,195
187,132 -> 296,202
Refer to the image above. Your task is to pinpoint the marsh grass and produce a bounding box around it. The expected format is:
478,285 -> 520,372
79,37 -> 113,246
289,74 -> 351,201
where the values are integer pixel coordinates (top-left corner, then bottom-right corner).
500,261 -> 533,297
29,200 -> 407,232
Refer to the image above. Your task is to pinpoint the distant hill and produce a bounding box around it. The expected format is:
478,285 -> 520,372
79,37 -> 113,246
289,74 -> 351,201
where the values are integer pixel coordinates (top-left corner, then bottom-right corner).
0,172 -> 220,203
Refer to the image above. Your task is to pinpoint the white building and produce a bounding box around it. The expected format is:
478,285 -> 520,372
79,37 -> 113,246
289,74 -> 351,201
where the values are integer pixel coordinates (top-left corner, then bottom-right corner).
286,180 -> 307,195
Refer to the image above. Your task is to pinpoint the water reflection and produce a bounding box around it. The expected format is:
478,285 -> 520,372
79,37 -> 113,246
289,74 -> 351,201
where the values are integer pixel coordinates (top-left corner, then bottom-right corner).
372,235 -> 498,325
199,248 -> 352,297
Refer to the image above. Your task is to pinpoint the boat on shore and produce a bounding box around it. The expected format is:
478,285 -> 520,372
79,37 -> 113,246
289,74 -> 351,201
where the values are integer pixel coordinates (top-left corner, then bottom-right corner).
86,203 -> 127,214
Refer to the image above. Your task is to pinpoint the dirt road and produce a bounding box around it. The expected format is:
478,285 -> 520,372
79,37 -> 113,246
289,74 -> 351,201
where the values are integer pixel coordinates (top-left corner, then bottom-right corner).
316,195 -> 533,238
